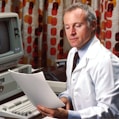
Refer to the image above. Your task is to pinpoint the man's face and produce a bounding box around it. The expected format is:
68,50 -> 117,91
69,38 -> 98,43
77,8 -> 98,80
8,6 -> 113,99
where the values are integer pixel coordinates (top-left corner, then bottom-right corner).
64,8 -> 95,49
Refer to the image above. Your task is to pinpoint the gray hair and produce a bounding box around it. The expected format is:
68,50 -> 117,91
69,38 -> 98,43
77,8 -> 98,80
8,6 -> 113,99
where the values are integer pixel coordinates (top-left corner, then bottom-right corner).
64,2 -> 97,26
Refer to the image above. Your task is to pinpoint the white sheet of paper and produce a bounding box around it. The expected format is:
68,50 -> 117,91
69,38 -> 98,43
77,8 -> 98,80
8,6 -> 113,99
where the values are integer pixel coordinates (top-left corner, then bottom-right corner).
42,116 -> 57,119
9,70 -> 65,108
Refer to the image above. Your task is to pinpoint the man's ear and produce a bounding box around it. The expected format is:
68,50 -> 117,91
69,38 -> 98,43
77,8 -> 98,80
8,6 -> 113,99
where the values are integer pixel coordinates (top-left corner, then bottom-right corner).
91,20 -> 97,31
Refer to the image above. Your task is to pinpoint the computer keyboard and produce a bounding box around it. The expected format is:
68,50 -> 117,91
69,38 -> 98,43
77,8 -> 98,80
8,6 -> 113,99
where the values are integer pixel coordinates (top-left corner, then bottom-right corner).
0,95 -> 40,119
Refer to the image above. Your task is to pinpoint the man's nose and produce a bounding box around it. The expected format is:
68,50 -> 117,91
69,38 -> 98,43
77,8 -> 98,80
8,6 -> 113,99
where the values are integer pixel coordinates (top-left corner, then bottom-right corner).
71,27 -> 76,35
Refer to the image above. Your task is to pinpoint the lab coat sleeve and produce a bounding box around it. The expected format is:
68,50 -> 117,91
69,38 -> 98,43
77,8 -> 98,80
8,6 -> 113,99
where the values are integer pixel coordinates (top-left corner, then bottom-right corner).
58,90 -> 69,99
58,48 -> 74,101
58,86 -> 72,102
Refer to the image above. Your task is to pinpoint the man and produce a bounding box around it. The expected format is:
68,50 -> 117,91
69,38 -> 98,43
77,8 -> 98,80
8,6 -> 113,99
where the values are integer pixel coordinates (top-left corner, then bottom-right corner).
37,2 -> 119,119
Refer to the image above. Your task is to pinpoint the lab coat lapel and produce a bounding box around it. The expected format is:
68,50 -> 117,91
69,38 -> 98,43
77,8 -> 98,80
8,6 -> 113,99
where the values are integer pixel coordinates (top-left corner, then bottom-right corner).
75,54 -> 87,71
74,36 -> 100,71
72,52 -> 87,73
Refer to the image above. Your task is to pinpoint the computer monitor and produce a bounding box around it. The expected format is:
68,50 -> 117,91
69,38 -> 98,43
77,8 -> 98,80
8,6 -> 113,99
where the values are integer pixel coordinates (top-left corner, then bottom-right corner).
0,13 -> 24,71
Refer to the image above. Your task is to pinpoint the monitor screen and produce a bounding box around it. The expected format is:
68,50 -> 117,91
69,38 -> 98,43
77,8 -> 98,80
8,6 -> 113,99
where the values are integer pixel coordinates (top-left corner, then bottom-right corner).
0,21 -> 10,54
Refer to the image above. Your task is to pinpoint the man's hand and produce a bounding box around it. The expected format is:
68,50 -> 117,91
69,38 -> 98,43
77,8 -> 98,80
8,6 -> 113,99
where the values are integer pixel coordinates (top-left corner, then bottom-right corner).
60,97 -> 73,110
37,105 -> 68,119
37,97 -> 73,118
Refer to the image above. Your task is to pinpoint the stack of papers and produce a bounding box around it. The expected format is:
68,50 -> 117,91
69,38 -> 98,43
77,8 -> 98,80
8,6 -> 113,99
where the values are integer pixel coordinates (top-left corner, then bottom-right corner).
9,70 -> 65,108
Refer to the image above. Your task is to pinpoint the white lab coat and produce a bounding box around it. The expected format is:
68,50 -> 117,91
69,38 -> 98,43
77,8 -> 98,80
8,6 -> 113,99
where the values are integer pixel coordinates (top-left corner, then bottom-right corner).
60,36 -> 119,119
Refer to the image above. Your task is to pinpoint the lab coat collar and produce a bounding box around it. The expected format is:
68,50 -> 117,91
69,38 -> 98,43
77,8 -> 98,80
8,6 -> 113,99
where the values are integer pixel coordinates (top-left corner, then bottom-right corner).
74,36 -> 101,71
85,36 -> 101,59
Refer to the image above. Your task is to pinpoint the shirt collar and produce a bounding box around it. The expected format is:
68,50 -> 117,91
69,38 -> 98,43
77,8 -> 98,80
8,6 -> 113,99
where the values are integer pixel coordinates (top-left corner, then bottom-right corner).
78,37 -> 94,59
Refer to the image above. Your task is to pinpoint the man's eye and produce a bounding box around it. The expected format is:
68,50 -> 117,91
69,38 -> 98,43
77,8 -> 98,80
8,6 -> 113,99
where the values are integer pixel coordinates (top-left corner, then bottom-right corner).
75,24 -> 82,27
64,26 -> 70,30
